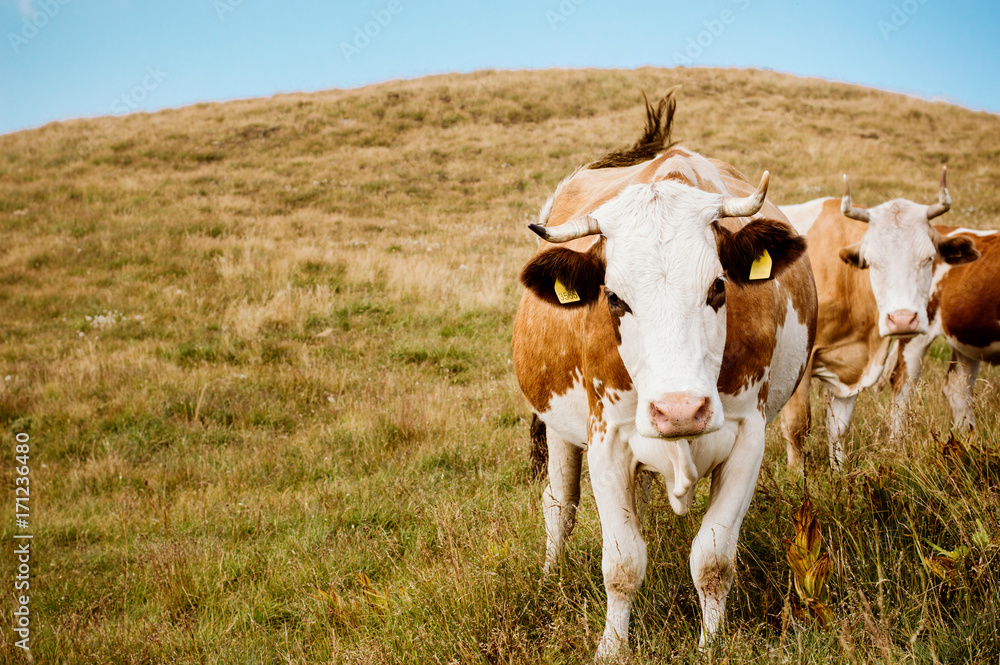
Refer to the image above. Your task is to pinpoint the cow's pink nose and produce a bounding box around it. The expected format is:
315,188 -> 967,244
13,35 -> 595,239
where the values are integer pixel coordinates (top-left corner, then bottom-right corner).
650,394 -> 712,437
886,310 -> 920,335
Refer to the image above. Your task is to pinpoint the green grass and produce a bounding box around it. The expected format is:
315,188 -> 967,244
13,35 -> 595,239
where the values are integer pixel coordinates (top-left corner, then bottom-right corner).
2,67 -> 1000,663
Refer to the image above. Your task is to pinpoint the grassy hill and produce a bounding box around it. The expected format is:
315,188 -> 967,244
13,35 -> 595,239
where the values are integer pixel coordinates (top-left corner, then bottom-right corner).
2,67 -> 999,663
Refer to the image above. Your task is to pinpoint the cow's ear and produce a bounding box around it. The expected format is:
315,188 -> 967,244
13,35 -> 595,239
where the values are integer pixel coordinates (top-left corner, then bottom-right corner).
519,241 -> 605,306
838,243 -> 866,269
714,219 -> 807,285
936,235 -> 980,265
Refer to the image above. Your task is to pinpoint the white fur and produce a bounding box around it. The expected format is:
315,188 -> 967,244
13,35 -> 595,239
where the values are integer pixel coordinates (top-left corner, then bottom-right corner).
947,227 -> 997,237
779,198 -> 827,236
537,376 -> 588,447
537,177 -> 811,659
595,180 -> 728,438
858,199 -> 940,336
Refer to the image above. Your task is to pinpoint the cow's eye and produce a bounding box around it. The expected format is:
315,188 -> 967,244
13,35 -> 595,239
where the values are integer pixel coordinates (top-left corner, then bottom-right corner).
707,277 -> 727,311
606,290 -> 631,316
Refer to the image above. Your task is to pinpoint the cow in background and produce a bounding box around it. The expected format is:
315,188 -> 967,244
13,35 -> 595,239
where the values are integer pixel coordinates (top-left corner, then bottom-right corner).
779,168 -> 979,469
512,89 -> 817,658
890,227 -> 1000,436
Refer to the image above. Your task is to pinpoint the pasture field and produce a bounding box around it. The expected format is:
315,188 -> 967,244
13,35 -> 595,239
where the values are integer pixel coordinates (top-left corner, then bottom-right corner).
2,67 -> 1000,663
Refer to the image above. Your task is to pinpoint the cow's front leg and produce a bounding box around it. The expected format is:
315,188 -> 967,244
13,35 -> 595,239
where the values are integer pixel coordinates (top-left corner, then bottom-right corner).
888,334 -> 933,440
589,424 -> 644,661
780,358 -> 812,468
943,348 -> 979,433
542,426 -> 584,573
690,417 -> 765,647
825,393 -> 856,470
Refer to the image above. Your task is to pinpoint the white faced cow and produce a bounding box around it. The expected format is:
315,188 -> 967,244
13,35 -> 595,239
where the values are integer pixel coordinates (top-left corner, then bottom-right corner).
890,226 -> 999,436
512,91 -> 817,659
778,169 -> 979,469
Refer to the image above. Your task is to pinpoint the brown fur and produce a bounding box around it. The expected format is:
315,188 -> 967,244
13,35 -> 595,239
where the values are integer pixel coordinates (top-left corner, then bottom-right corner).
803,198 -> 887,388
587,90 -> 678,170
936,234 -> 980,265
934,229 -> 1000,354
519,241 -> 606,307
713,219 -> 808,286
717,248 -> 793,396
512,286 -> 586,414
584,292 -> 635,423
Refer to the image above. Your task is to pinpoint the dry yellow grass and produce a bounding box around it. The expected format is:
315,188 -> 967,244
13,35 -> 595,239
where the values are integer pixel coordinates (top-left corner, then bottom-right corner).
1,67 -> 999,663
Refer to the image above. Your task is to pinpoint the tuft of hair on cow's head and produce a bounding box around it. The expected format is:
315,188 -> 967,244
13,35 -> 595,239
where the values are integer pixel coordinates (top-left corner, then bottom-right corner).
587,86 -> 680,170
519,240 -> 606,307
712,218 -> 808,286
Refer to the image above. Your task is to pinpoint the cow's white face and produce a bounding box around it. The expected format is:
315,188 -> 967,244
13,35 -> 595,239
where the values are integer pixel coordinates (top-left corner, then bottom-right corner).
847,200 -> 940,337
595,182 -> 728,439
522,172 -> 804,441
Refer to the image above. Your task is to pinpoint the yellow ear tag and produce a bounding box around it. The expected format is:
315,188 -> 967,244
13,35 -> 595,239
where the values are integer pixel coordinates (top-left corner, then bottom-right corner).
553,278 -> 580,304
749,249 -> 773,280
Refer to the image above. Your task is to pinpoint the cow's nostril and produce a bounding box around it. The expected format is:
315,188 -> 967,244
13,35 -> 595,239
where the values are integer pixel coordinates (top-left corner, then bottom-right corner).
693,397 -> 710,426
650,394 -> 713,437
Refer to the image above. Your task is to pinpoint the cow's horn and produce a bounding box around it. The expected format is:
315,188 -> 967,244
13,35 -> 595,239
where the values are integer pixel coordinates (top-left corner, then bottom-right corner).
841,174 -> 871,223
719,171 -> 769,218
926,165 -> 952,220
528,215 -> 601,243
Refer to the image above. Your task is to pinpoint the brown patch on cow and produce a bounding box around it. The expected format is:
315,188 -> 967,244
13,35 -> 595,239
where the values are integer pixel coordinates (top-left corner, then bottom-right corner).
717,231 -> 817,398
662,171 -> 695,187
584,291 -> 634,422
512,287 -> 586,414
708,158 -> 749,185
756,380 -> 770,416
528,414 -> 548,480
782,249 -> 820,336
936,231 -> 1000,351
717,273 -> 781,396
588,90 -> 678,170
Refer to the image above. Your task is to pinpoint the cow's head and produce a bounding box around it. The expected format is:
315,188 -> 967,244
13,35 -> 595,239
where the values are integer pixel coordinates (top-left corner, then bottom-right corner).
838,167 -> 979,337
520,172 -> 806,440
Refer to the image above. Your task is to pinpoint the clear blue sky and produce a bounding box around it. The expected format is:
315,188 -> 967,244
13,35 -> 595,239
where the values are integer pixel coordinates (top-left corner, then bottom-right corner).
2,0 -> 998,135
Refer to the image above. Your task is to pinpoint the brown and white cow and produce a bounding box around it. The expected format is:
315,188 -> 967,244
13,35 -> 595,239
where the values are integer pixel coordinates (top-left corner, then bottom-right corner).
512,91 -> 817,658
890,227 -> 1000,435
778,169 -> 979,469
